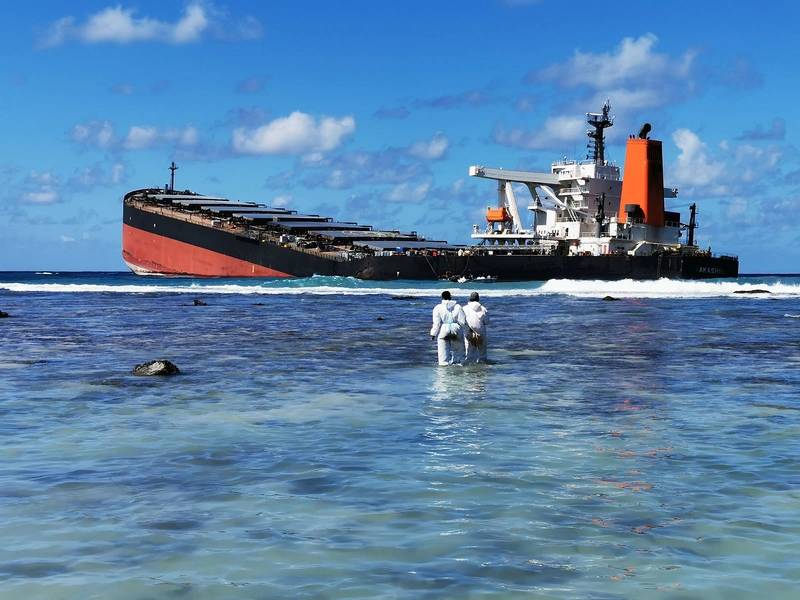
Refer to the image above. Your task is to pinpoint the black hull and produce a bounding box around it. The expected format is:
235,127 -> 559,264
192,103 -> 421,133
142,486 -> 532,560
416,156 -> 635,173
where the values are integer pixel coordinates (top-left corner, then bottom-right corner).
124,204 -> 739,281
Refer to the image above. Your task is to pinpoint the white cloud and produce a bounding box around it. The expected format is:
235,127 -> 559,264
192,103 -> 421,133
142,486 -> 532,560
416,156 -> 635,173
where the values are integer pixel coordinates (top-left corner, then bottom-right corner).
271,194 -> 292,208
68,162 -> 127,190
124,125 -> 199,149
25,190 -> 60,204
124,126 -> 159,150
174,126 -> 199,147
671,129 -> 726,188
732,143 -> 781,184
407,133 -> 449,160
542,33 -> 694,89
533,33 -> 696,113
110,162 -> 126,184
22,171 -> 60,204
385,181 -> 431,203
71,120 -> 115,149
493,115 -> 585,150
169,4 -> 208,43
587,88 -> 662,113
70,121 -> 197,151
232,111 -> 356,156
39,3 -> 259,47
326,169 -> 349,189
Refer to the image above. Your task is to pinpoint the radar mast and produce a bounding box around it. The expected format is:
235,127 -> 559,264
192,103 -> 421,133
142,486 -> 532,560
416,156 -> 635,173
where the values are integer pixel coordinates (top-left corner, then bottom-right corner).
169,161 -> 178,192
586,101 -> 614,165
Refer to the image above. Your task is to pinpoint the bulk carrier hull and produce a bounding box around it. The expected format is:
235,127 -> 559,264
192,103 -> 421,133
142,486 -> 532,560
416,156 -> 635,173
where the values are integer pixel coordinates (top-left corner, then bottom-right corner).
123,108 -> 740,281
123,202 -> 738,281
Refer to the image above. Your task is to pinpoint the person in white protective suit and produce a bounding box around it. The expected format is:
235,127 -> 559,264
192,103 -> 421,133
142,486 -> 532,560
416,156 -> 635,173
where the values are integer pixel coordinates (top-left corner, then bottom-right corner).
463,291 -> 489,363
430,291 -> 466,366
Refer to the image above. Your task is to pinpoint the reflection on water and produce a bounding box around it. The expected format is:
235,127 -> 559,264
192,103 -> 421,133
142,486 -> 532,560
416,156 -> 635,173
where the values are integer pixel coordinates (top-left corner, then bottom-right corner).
429,363 -> 490,401
0,276 -> 799,598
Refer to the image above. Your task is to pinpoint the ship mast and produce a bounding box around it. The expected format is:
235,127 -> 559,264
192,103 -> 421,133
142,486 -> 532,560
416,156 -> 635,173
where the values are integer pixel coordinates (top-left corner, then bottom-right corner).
687,203 -> 697,247
169,161 -> 178,192
586,101 -> 613,165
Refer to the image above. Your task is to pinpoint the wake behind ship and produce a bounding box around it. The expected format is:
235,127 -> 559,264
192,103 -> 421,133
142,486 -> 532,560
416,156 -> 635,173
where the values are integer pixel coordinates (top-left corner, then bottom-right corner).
122,106 -> 738,281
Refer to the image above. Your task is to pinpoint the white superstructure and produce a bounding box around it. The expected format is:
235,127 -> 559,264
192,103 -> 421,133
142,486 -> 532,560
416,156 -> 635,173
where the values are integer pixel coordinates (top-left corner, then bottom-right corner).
469,103 -> 687,257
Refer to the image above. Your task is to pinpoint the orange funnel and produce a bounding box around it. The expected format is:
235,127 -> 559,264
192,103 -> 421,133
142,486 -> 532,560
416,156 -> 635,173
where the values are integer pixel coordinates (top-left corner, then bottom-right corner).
618,137 -> 665,227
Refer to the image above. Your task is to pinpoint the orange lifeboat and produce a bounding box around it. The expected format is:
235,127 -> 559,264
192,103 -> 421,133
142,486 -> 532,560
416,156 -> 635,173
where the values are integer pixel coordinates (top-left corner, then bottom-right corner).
486,207 -> 510,223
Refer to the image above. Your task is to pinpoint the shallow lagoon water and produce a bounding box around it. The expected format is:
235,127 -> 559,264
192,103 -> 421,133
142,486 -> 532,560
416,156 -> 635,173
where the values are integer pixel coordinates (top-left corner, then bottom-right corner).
1,273 -> 799,598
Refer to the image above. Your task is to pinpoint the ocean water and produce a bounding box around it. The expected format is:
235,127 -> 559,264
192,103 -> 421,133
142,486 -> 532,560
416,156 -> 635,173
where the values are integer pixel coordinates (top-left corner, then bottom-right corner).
1,272 -> 799,599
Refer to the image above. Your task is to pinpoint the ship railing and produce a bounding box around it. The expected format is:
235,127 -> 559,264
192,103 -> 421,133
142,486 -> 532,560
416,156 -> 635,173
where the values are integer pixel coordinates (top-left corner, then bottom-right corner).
559,186 -> 588,196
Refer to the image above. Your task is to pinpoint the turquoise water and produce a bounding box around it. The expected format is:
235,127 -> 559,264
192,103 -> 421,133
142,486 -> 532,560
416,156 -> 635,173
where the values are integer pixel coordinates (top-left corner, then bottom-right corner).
1,273 -> 799,598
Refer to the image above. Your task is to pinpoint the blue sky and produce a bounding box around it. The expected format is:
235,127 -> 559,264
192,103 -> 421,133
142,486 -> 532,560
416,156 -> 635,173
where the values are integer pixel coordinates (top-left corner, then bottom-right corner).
1,0 -> 797,272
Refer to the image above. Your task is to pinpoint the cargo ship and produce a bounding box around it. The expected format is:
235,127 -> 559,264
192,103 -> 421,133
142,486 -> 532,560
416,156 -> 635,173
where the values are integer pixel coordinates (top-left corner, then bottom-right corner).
122,104 -> 738,280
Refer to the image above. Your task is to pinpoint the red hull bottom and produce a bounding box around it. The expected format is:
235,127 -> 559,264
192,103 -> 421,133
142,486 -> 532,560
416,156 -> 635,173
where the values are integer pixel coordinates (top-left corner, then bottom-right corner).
122,224 -> 291,277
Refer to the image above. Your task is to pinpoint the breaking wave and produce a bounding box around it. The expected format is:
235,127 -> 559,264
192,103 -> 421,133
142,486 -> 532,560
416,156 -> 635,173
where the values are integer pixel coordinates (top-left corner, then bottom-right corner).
1,277 -> 800,298
536,278 -> 800,298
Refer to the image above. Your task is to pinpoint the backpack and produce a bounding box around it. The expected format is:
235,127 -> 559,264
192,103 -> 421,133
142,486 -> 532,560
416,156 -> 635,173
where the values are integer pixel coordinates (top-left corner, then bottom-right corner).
441,305 -> 460,341
466,330 -> 483,346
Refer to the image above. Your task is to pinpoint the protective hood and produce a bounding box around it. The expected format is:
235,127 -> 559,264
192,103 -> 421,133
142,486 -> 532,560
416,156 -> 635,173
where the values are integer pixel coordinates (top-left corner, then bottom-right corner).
464,301 -> 488,332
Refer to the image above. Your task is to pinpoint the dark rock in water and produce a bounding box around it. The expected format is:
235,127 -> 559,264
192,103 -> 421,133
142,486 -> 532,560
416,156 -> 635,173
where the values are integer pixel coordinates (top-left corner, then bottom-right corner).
376,316 -> 386,321
602,296 -> 621,301
0,310 -> 9,318
253,302 -> 266,306
391,295 -> 417,300
132,360 -> 180,376
192,298 -> 207,306
733,289 -> 771,294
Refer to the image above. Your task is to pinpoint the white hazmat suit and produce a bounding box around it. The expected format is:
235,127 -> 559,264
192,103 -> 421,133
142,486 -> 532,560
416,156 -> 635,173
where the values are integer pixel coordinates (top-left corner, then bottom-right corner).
430,299 -> 466,366
463,300 -> 489,363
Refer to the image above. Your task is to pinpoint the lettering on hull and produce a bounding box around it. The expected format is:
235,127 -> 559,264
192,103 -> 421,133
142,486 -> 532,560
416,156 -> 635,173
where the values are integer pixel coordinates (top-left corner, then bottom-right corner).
696,266 -> 723,275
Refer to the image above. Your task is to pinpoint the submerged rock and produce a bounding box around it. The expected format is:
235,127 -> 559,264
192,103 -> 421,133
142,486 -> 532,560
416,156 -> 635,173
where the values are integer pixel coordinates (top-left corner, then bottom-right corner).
0,310 -> 9,318
132,360 -> 180,376
376,316 -> 386,321
733,289 -> 771,295
602,296 -> 621,301
192,298 -> 208,306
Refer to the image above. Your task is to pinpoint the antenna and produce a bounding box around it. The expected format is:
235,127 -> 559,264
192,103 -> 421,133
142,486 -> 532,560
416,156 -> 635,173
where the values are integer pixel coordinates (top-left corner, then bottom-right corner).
596,192 -> 606,233
687,203 -> 697,246
169,161 -> 178,192
586,100 -> 614,165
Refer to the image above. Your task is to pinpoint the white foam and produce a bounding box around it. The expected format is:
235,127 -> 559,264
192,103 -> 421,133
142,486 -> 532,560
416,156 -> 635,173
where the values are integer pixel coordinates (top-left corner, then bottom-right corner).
1,278 -> 799,298
537,278 -> 800,298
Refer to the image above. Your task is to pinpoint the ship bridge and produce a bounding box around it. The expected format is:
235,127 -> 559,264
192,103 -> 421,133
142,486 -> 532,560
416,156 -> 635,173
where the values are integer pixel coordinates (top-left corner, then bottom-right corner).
468,102 -> 683,257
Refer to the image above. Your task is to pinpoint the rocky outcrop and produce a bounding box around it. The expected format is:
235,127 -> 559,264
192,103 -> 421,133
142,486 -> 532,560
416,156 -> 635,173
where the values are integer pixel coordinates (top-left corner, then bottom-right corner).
602,296 -> 621,301
0,310 -> 9,318
132,360 -> 180,376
